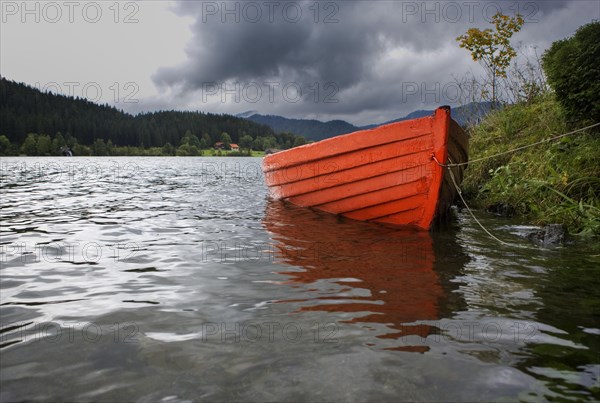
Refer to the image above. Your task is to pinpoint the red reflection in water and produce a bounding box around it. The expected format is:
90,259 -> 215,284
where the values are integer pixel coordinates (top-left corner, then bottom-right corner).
263,201 -> 447,352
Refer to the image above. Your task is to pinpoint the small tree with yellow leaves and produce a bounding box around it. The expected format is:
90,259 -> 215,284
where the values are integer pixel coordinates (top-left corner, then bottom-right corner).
457,13 -> 524,106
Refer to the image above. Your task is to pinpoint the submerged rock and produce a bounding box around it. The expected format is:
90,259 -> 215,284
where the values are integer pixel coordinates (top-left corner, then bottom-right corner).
527,224 -> 566,247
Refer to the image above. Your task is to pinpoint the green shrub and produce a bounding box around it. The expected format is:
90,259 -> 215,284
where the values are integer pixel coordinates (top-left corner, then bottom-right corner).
542,21 -> 600,126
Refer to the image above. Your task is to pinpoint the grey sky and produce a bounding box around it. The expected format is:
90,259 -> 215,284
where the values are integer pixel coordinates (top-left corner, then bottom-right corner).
1,0 -> 598,125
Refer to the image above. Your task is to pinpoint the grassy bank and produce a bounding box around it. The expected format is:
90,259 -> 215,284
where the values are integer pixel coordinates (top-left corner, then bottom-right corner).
462,94 -> 600,236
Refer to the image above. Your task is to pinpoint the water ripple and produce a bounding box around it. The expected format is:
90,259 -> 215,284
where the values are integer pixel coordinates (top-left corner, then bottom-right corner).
0,157 -> 598,401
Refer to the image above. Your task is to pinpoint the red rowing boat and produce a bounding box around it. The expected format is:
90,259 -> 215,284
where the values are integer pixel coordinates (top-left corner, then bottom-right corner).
262,106 -> 468,230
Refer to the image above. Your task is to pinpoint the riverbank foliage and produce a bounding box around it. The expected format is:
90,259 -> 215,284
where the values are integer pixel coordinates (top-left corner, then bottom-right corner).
463,94 -> 600,236
542,21 -> 600,126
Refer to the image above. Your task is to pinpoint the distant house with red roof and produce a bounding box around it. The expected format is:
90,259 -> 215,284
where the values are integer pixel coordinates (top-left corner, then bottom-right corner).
230,144 -> 239,151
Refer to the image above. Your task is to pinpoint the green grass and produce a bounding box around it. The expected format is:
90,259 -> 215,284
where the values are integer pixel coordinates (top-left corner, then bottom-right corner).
463,94 -> 600,236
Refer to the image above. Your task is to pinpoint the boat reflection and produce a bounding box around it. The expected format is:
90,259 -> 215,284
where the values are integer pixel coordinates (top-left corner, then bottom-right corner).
263,200 -> 465,352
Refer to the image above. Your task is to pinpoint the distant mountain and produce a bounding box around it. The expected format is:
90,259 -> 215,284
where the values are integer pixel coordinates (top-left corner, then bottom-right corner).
360,109 -> 435,130
451,102 -> 497,126
242,102 -> 495,141
366,102 -> 496,129
236,110 -> 259,118
244,114 -> 360,141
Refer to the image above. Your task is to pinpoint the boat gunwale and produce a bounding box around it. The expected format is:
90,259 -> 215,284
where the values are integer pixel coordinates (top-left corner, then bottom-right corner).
262,116 -> 435,173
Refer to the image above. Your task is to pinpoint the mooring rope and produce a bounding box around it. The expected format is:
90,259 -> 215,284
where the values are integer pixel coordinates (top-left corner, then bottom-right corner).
436,122 -> 600,167
430,122 -> 599,245
443,156 -> 512,246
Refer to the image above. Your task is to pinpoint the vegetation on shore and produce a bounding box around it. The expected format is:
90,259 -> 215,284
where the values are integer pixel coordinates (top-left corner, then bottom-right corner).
462,94 -> 599,236
460,21 -> 600,236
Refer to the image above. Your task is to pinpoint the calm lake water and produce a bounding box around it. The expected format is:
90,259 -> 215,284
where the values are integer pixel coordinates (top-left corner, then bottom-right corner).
1,157 -> 598,401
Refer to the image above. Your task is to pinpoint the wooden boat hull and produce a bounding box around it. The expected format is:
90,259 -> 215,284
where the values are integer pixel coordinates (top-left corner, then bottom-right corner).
262,107 -> 468,230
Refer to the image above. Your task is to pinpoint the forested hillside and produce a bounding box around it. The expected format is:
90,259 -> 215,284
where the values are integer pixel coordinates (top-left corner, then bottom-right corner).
0,77 -> 304,155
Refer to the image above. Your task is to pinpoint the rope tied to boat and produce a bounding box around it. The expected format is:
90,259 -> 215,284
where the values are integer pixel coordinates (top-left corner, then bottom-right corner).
433,121 -> 600,167
443,156 -> 512,246
430,121 -> 600,246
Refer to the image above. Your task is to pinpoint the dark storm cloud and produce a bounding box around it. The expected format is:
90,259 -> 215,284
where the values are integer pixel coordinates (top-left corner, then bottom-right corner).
150,0 -> 596,124
157,2 -> 369,89
153,1 -> 463,88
